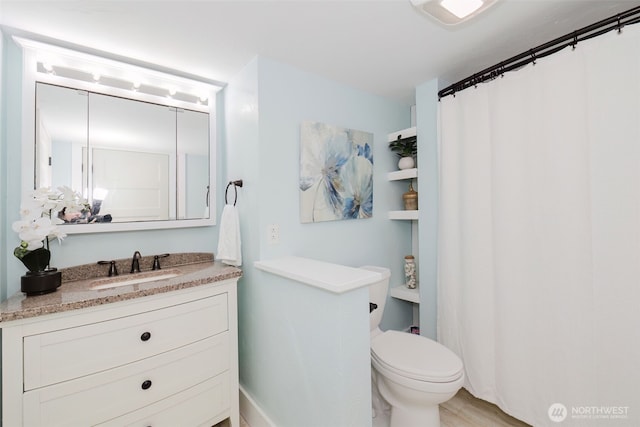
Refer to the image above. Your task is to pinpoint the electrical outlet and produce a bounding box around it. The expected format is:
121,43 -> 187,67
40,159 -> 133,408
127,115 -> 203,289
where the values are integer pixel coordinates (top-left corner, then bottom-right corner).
268,224 -> 280,244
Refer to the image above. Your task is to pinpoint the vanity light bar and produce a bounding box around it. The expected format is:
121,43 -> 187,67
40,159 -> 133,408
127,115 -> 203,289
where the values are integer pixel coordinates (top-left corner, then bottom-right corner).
17,36 -> 221,110
36,61 -> 211,107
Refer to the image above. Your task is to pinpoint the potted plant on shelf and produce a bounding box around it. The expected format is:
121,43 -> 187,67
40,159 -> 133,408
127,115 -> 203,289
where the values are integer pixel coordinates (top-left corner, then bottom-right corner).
12,187 -> 87,296
388,134 -> 417,170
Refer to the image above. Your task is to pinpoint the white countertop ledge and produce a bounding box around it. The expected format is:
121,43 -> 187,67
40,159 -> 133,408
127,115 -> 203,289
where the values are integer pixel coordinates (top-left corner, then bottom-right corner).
254,257 -> 383,294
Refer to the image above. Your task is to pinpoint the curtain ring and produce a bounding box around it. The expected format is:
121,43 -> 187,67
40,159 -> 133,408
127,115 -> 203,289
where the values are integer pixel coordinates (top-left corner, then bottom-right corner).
530,50 -> 537,65
617,15 -> 623,33
572,31 -> 578,50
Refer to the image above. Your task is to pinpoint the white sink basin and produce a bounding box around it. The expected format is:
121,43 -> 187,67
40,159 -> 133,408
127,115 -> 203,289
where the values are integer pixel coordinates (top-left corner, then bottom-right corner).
89,269 -> 182,290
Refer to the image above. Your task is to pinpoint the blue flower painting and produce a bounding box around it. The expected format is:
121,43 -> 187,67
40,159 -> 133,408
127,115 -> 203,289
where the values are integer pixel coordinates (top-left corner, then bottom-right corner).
299,121 -> 373,223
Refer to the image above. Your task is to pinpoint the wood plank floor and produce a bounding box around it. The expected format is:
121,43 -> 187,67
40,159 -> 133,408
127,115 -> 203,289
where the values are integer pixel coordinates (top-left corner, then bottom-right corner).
441,388 -> 531,427
235,387 -> 531,427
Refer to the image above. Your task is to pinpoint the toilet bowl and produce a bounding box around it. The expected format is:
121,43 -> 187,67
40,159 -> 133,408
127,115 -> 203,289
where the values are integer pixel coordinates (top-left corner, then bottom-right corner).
363,266 -> 464,427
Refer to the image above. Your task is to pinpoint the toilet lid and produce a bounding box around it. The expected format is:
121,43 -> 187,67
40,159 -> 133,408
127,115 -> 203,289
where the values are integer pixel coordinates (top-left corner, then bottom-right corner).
371,330 -> 463,383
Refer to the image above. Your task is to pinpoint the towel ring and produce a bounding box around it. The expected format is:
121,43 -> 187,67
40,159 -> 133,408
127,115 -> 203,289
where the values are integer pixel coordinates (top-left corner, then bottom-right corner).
225,180 -> 243,206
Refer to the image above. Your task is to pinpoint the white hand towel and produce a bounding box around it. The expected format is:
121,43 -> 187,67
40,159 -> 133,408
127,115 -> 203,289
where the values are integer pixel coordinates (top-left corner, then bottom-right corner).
217,204 -> 242,266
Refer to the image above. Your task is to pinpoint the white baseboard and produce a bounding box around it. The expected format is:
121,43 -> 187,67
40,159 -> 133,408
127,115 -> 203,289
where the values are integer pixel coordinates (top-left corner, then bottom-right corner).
239,384 -> 276,427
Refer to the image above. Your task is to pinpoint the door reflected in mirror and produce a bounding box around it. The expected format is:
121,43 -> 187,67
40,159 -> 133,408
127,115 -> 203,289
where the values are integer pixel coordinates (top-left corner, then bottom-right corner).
35,82 -> 211,224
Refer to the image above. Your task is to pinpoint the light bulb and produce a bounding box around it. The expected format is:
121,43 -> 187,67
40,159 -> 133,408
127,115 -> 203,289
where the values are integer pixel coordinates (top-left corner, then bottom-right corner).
440,0 -> 483,19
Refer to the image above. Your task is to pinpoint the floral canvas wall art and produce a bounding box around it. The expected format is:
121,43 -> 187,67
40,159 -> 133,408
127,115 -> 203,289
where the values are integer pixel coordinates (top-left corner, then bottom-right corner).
299,121 -> 373,223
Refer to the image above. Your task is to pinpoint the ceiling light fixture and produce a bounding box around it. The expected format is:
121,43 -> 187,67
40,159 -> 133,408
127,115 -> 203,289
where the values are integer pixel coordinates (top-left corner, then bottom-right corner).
410,0 -> 498,25
441,0 -> 482,18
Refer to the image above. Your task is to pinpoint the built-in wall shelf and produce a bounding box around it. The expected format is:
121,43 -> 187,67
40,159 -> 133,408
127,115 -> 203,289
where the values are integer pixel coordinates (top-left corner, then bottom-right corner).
390,285 -> 420,304
387,126 -> 416,142
388,168 -> 417,181
387,126 -> 421,318
388,210 -> 419,220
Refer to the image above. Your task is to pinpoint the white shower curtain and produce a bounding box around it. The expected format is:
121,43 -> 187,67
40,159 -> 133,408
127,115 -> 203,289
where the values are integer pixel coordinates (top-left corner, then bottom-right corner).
438,26 -> 640,427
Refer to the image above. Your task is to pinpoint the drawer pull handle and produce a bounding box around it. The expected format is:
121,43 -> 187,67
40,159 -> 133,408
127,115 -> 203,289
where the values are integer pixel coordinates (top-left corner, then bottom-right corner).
140,331 -> 151,341
141,380 -> 152,390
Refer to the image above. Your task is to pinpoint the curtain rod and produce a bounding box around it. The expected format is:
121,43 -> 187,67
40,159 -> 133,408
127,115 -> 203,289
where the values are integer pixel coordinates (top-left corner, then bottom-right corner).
438,5 -> 640,99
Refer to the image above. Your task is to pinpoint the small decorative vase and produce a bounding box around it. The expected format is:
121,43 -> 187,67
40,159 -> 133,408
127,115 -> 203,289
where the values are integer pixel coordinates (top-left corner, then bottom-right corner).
404,255 -> 417,289
21,268 -> 62,296
402,181 -> 418,210
398,156 -> 415,170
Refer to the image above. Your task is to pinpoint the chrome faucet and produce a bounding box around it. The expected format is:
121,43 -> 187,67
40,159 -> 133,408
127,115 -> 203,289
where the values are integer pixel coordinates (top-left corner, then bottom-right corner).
130,251 -> 142,274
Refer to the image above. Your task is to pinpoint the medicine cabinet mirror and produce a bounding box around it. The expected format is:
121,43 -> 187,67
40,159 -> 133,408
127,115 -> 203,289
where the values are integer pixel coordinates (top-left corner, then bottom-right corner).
16,36 -> 221,233
36,83 -> 210,224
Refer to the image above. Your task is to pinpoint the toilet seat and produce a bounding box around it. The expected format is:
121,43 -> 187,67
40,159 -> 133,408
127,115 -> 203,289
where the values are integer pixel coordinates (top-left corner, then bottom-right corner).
371,331 -> 463,383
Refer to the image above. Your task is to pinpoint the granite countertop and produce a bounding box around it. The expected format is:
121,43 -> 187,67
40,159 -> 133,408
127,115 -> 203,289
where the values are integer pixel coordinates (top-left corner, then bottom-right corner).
0,252 -> 242,323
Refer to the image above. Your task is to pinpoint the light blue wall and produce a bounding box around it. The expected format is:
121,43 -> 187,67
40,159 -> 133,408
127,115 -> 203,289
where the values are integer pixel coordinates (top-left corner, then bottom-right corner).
416,79 -> 439,340
224,56 -> 413,425
0,36 -> 226,300
0,30 -> 6,303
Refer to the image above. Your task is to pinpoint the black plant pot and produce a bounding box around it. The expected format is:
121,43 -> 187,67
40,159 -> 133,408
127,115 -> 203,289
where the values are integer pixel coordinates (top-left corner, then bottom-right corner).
21,269 -> 62,296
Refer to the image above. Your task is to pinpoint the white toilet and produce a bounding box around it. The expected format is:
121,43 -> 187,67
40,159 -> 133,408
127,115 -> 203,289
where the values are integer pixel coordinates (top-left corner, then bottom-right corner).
363,266 -> 464,427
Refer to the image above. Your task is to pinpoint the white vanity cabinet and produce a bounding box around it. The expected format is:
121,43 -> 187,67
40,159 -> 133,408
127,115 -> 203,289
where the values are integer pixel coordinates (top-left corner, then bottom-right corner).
1,279 -> 239,427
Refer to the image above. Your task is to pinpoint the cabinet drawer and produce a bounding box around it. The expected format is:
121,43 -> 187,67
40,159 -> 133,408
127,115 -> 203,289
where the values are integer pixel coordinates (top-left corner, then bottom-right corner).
24,293 -> 227,390
23,333 -> 229,427
95,373 -> 230,427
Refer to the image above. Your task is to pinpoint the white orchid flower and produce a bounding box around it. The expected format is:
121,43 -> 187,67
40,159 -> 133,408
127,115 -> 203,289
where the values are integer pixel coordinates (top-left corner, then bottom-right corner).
57,186 -> 87,212
19,198 -> 45,222
13,187 -> 81,268
23,238 -> 45,251
49,226 -> 67,244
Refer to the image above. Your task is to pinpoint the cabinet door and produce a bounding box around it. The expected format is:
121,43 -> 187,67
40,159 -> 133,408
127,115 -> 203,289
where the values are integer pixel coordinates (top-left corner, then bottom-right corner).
95,373 -> 230,427
24,293 -> 227,390
23,333 -> 229,427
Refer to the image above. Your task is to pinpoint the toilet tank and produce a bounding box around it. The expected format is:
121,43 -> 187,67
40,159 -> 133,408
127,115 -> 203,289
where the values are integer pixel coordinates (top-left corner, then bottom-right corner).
360,266 -> 391,332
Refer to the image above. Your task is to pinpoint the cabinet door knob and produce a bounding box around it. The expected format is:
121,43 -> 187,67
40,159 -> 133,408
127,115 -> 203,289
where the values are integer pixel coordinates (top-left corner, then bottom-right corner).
141,380 -> 152,390
140,331 -> 151,341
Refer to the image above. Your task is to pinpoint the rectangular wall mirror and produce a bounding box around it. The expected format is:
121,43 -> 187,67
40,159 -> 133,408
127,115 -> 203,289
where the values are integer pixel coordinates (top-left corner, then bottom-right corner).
36,83 -> 210,224
16,36 -> 221,234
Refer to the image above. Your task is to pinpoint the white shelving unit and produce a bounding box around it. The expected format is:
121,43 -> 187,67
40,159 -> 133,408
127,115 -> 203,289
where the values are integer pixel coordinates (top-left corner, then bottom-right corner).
389,285 -> 420,304
387,168 -> 417,181
387,168 -> 419,220
388,210 -> 419,220
388,168 -> 418,220
387,127 -> 420,312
